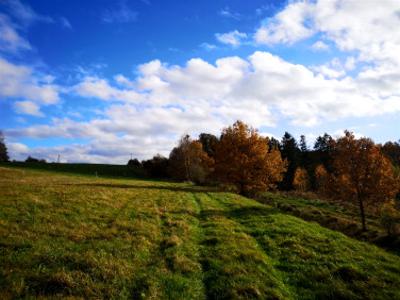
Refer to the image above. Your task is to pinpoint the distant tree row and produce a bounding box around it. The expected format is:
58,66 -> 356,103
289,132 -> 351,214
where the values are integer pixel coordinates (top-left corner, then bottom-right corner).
133,121 -> 400,232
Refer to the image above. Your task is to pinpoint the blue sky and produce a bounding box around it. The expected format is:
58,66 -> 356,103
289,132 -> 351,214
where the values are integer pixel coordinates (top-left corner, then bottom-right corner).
1,0 -> 400,163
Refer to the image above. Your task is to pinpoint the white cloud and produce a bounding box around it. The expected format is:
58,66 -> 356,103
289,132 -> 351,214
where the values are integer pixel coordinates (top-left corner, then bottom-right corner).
0,57 -> 60,105
74,76 -> 142,102
200,42 -> 217,51
216,30 -> 247,47
7,49 -> 400,162
14,100 -> 43,117
219,7 -> 241,20
0,13 -> 31,53
312,58 -> 346,79
311,40 -> 329,51
2,0 -> 53,25
254,0 -> 400,66
114,74 -> 134,87
254,1 -> 314,45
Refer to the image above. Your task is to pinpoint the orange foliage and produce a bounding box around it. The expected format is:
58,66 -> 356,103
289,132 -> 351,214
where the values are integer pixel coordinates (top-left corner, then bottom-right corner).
169,135 -> 214,183
293,167 -> 309,191
331,131 -> 398,230
214,121 -> 287,195
314,164 -> 331,196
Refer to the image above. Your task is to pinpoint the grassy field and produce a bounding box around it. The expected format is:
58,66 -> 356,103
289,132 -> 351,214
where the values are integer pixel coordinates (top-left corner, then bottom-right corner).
1,167 -> 400,299
2,161 -> 146,178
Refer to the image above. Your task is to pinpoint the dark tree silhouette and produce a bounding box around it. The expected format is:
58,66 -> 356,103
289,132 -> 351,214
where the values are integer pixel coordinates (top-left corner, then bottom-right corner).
142,154 -> 169,178
127,158 -> 141,168
0,131 -> 9,162
279,132 -> 300,190
198,133 -> 218,158
268,137 -> 281,151
299,135 -> 308,152
313,133 -> 335,172
25,156 -> 46,163
381,141 -> 400,166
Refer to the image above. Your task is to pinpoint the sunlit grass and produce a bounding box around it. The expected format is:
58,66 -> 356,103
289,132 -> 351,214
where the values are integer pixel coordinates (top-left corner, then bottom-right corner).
0,167 -> 399,299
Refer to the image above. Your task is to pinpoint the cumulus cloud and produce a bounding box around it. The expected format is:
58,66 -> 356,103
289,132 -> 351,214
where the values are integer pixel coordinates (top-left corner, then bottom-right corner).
0,57 -> 60,105
74,76 -> 142,102
254,0 -> 400,66
216,30 -> 247,47
254,1 -> 314,45
7,49 -> 400,162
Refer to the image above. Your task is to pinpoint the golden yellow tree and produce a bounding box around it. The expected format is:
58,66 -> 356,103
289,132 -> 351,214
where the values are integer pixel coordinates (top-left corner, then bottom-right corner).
331,131 -> 398,231
168,135 -> 214,183
214,121 -> 287,195
293,167 -> 309,191
314,164 -> 330,196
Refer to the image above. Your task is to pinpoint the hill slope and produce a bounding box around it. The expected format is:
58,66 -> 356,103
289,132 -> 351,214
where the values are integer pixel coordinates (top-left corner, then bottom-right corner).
0,167 -> 399,299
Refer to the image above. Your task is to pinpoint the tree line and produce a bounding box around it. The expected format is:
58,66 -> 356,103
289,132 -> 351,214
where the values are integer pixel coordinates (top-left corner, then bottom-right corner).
133,121 -> 400,232
1,124 -> 400,232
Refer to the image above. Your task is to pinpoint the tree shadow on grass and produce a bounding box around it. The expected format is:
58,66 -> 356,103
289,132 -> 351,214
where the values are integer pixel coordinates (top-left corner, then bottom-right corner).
60,182 -> 219,193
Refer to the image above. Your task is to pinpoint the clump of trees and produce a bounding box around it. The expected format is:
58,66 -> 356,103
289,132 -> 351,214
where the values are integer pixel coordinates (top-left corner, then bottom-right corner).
25,156 -> 47,163
329,131 -> 398,231
168,135 -> 214,184
137,122 -> 398,233
213,121 -> 286,195
0,131 -> 9,162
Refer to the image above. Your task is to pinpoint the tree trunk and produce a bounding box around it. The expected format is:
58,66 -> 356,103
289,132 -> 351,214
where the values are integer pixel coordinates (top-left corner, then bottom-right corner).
358,197 -> 367,231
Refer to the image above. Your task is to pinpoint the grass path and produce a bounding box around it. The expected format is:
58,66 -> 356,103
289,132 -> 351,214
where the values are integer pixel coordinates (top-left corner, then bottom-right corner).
194,192 -> 290,299
1,167 -> 400,299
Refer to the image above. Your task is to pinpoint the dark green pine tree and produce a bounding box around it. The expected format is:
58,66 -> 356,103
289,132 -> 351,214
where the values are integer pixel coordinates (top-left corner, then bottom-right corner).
198,133 -> 219,158
279,132 -> 300,190
313,133 -> 334,172
0,131 -> 10,162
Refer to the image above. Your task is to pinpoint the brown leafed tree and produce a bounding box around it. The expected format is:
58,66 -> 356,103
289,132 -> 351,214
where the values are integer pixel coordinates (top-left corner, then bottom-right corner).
214,121 -> 287,195
293,167 -> 309,191
168,135 -> 214,183
314,164 -> 331,196
331,131 -> 398,231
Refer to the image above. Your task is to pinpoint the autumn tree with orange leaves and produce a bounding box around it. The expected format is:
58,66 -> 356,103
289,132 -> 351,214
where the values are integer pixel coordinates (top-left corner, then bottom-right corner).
314,164 -> 331,196
293,167 -> 309,191
214,121 -> 287,195
331,131 -> 398,231
168,135 -> 214,183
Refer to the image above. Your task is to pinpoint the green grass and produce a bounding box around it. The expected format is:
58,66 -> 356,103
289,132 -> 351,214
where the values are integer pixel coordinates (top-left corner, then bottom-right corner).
2,161 -> 146,178
258,192 -> 400,253
1,167 -> 400,299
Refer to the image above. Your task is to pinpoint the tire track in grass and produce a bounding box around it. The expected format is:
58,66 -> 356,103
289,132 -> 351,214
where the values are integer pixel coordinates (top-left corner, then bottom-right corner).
194,192 -> 291,300
131,186 -> 206,300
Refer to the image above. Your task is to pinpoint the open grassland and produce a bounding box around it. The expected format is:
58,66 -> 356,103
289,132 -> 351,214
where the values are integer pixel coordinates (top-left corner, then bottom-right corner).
1,167 -> 400,299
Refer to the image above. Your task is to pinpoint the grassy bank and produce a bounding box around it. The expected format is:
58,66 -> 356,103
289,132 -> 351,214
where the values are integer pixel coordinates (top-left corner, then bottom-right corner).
258,192 -> 400,254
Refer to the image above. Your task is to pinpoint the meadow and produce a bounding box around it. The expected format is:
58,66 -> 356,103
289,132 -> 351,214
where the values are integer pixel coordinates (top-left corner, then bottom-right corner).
1,166 -> 400,299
